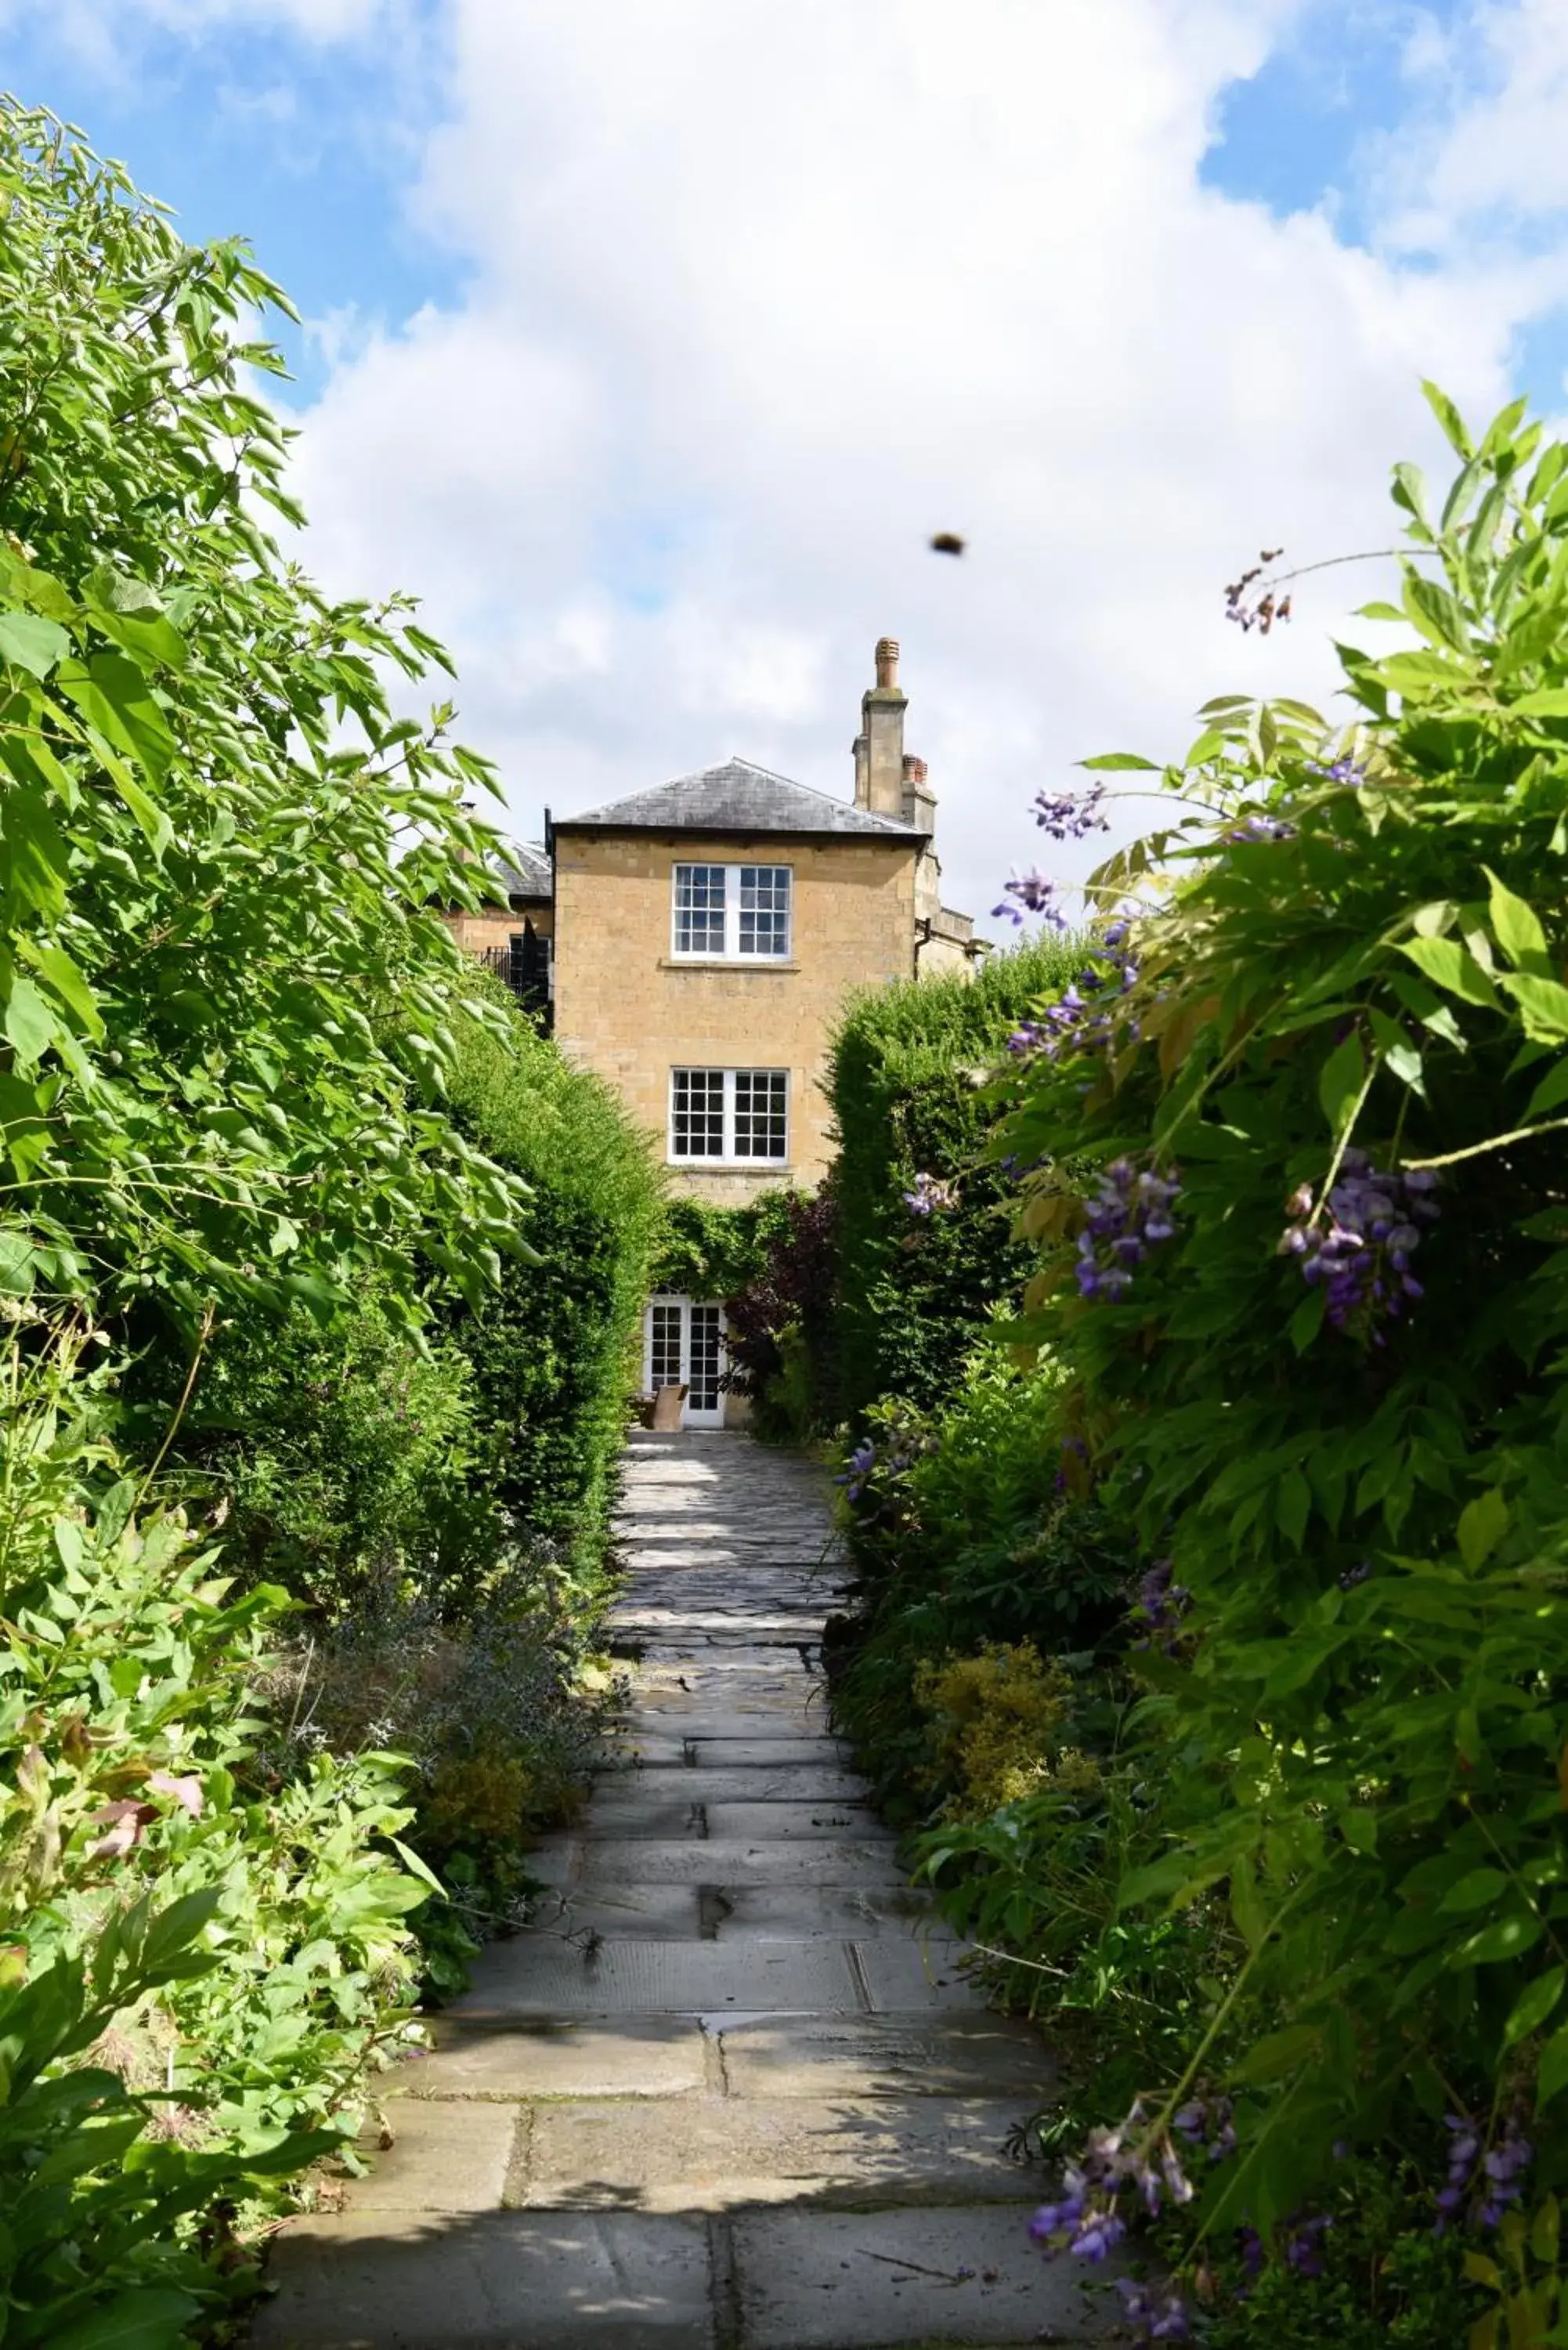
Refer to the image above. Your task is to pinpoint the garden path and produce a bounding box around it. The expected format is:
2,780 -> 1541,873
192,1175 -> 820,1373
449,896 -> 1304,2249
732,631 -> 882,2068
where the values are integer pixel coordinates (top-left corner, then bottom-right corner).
251,1432 -> 1115,2348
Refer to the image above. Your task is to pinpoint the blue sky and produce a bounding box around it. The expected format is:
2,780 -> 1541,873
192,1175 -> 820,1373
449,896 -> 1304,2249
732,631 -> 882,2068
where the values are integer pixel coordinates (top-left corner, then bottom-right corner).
3,1 -> 1564,924
1,5 -> 459,397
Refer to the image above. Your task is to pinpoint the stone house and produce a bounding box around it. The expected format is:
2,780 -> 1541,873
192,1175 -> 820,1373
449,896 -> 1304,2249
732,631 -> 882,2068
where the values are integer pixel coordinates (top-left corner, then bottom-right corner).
453,639 -> 976,1424
443,838 -> 554,1019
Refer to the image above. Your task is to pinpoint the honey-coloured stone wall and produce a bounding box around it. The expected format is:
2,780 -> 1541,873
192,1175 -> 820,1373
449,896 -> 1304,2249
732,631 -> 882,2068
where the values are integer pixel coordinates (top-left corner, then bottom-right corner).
551,829 -> 919,1198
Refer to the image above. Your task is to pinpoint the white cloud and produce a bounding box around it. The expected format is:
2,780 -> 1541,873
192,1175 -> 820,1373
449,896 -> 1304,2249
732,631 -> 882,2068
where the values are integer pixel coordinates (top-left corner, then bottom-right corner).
1373,0 -> 1568,262
252,0 -> 1555,928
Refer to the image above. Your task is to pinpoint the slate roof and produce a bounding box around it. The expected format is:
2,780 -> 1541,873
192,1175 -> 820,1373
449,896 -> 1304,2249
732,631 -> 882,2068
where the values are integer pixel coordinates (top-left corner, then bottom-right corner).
553,757 -> 919,840
492,840 -> 552,898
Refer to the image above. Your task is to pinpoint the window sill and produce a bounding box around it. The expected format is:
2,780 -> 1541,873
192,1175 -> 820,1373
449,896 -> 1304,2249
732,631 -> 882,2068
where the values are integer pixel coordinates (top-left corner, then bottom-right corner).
660,956 -> 798,972
668,1159 -> 793,1174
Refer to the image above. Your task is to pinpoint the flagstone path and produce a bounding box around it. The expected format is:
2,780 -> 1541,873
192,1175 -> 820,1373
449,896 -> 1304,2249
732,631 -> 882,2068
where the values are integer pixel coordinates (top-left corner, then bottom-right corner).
251,1432 -> 1118,2348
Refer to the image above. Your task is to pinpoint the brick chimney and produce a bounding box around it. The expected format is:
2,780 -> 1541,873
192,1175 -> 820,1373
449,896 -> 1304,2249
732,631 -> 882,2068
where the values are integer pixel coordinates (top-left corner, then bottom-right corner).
853,636 -> 908,819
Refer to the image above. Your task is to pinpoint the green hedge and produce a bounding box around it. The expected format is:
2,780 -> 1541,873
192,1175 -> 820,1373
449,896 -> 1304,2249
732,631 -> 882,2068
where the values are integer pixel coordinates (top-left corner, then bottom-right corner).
826,935 -> 1082,1424
442,972 -> 664,1573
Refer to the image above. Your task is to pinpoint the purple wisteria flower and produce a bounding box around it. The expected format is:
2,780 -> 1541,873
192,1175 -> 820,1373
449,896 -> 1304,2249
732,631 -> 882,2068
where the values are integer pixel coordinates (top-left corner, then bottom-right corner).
1134,1556 -> 1190,1647
1436,2113 -> 1532,2233
992,868 -> 1069,930
1284,2214 -> 1333,2277
836,1440 -> 876,1502
1172,2094 -> 1236,2161
1034,780 -> 1111,842
1114,2281 -> 1191,2341
1030,2098 -> 1196,2272
903,1170 -> 957,1217
1277,1151 -> 1440,1341
1006,943 -> 1141,1069
1308,754 -> 1367,786
1075,1159 -> 1181,1301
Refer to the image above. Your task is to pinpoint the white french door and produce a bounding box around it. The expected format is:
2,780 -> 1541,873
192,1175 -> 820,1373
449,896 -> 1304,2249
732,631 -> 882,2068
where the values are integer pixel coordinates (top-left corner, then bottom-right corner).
644,1295 -> 725,1429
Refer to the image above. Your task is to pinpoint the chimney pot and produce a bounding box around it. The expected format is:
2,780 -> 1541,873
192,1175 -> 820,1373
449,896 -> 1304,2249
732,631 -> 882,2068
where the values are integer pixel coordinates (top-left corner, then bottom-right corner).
875,637 -> 900,689
902,755 -> 927,783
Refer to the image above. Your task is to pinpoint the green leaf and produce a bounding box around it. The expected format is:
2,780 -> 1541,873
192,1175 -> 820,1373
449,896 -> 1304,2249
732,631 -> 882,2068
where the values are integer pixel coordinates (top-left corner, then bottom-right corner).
2,972 -> 58,1069
0,542 -> 77,623
0,609 -> 70,678
1405,573 -> 1472,653
1503,1966 -> 1565,2047
389,1836 -> 447,1898
1485,869 -> 1548,967
1458,1487 -> 1509,1569
30,944 -> 102,1038
1422,380 -> 1476,458
1318,1030 -> 1366,1135
1531,2193 -> 1559,2266
1454,1913 -> 1542,1965
49,2287 -> 204,2350
56,652 -> 177,783
1392,461 -> 1436,535
1501,971 -> 1568,1038
1288,1285 -> 1327,1352
1231,2022 -> 1321,2084
1524,1058 -> 1568,1121
1079,752 -> 1160,772
1275,1468 -> 1311,1548
1440,1868 -> 1511,1914
1371,1010 -> 1425,1095
1400,936 -> 1501,1009
1229,1852 -> 1268,1952
1510,688 -> 1568,717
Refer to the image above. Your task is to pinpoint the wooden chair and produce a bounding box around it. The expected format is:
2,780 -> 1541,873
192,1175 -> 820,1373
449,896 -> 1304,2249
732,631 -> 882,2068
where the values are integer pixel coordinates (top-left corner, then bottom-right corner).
649,1382 -> 688,1431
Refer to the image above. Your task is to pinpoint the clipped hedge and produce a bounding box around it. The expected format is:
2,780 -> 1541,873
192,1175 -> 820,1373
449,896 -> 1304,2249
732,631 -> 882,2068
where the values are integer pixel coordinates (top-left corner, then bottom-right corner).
441,971 -> 664,1573
826,936 -> 1082,1424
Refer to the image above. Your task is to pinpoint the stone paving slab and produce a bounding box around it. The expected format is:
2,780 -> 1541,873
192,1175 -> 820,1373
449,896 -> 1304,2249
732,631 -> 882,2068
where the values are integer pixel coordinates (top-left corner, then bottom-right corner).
574,1795 -> 710,1838
713,1886 -> 948,1941
522,2095 -> 1038,2212
532,1839 -> 909,1889
627,1765 -> 869,1803
732,2205 -> 1120,2348
394,2018 -> 709,2101
449,1936 -> 865,2018
706,1802 -> 882,1842
693,1737 -> 853,1766
528,1882 -> 706,1939
856,1943 -> 985,2012
347,2100 -> 518,2211
250,2211 -> 716,2348
716,2015 -> 1058,2102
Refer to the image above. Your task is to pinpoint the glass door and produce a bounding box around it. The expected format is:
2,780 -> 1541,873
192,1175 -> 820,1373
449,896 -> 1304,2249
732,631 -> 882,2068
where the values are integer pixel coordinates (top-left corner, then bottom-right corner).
643,1295 -> 725,1429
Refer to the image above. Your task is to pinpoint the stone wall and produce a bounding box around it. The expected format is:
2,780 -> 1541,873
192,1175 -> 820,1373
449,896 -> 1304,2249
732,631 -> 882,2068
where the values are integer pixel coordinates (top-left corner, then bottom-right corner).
552,829 -> 919,1199
446,904 -> 554,956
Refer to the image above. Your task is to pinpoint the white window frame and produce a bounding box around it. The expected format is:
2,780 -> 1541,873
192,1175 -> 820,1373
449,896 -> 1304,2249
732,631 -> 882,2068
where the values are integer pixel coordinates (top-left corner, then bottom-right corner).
670,862 -> 793,961
668,1066 -> 789,1166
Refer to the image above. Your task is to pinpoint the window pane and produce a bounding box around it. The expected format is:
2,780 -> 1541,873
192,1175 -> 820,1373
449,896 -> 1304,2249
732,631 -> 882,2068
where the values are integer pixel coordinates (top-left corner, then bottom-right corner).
688,1304 -> 722,1412
671,1068 -> 725,1157
733,1068 -> 788,1159
674,864 -> 726,954
739,865 -> 791,956
649,1302 -> 683,1388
